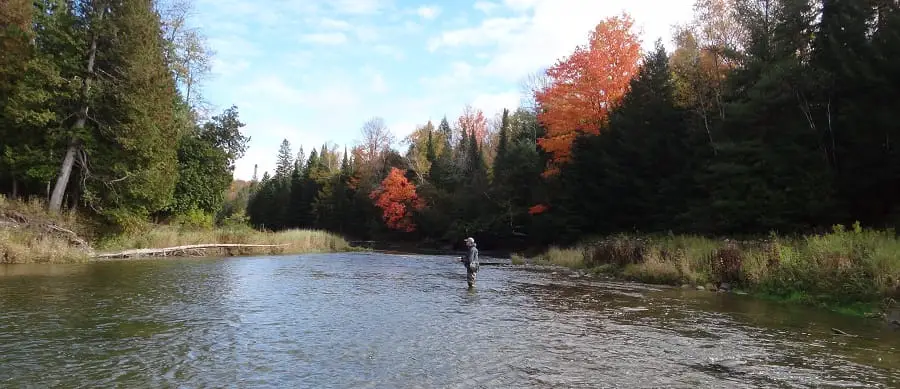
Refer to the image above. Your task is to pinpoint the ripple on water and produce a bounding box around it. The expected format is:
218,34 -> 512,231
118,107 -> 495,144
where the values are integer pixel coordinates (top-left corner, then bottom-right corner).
1,254 -> 899,388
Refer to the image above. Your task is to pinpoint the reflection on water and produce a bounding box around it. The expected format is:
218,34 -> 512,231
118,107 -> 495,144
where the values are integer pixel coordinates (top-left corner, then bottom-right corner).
1,253 -> 898,388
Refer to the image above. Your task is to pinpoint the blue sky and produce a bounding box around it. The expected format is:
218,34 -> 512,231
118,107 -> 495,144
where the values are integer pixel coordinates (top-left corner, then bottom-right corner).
188,0 -> 696,180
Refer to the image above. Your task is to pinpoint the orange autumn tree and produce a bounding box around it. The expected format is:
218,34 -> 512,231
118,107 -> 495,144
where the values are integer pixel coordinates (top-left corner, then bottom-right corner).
534,13 -> 643,175
369,167 -> 425,232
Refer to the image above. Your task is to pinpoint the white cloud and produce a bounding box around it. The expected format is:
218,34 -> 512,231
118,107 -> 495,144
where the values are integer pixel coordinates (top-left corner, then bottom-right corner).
373,44 -> 405,60
428,0 -> 695,82
229,76 -> 365,179
416,5 -> 441,20
301,32 -> 348,45
472,91 -> 522,117
352,25 -> 382,43
474,1 -> 500,14
419,61 -> 474,89
329,0 -> 387,14
319,17 -> 353,30
237,75 -> 361,110
428,16 -> 528,52
210,58 -> 249,77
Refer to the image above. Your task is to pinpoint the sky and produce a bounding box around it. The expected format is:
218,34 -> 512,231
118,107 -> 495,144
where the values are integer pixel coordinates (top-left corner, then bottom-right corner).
188,0 -> 697,181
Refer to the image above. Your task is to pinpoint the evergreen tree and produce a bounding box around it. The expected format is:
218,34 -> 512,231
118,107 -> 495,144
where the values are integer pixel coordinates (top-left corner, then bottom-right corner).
495,108 -> 510,170
425,125 -> 436,164
296,146 -> 306,173
340,146 -> 352,176
438,116 -> 452,146
275,139 -> 293,177
82,0 -> 184,225
561,41 -> 689,234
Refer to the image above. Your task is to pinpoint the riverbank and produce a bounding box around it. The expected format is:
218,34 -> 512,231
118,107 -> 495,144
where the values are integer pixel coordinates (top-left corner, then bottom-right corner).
512,226 -> 900,318
0,196 -> 352,263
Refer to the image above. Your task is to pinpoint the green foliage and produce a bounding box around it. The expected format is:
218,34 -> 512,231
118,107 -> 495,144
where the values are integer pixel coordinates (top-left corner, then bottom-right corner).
170,207 -> 215,229
275,139 -> 293,178
527,224 -> 899,312
72,0 -> 182,224
167,105 -> 248,218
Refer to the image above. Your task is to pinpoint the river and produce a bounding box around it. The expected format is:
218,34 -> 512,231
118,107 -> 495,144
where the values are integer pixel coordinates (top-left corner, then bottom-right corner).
1,252 -> 898,388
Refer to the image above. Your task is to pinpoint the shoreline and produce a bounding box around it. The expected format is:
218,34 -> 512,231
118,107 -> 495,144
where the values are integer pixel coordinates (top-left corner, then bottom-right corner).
504,255 -> 900,326
2,195 -> 897,324
503,233 -> 900,323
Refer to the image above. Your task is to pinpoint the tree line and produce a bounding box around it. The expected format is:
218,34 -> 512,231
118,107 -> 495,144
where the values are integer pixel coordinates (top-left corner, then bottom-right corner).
0,0 -> 249,231
4,0 -> 899,250
247,0 -> 900,249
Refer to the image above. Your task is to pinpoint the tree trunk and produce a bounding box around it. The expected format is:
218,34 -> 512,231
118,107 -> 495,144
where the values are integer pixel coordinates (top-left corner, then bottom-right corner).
11,179 -> 18,200
49,9 -> 101,213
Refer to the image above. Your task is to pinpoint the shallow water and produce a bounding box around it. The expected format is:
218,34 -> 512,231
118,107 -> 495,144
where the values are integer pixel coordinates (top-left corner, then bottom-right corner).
1,252 -> 898,388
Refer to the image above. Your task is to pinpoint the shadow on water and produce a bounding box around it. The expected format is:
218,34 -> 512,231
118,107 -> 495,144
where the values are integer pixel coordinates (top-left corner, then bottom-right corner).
1,253 -> 898,388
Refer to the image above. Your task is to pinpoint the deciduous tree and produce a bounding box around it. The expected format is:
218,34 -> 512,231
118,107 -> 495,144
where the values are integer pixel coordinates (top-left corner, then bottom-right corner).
369,167 -> 423,232
534,13 -> 642,175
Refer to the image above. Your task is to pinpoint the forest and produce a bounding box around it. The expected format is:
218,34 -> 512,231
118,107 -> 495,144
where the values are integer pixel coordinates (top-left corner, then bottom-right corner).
244,0 -> 900,251
1,0 -> 249,230
3,0 -> 900,244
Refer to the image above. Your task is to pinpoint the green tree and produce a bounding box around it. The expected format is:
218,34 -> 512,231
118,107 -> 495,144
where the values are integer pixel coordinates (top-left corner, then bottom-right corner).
79,0 -> 184,226
167,105 -> 248,216
275,139 -> 293,178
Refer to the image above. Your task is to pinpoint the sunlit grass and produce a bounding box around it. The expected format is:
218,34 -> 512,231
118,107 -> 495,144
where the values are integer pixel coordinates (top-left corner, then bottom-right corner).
1,196 -> 352,263
521,224 -> 900,314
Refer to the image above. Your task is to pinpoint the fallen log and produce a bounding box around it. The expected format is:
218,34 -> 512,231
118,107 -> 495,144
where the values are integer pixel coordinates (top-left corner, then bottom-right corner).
94,243 -> 291,259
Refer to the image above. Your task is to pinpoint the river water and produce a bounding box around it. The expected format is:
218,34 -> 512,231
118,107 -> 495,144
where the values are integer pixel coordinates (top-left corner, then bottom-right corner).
1,252 -> 898,388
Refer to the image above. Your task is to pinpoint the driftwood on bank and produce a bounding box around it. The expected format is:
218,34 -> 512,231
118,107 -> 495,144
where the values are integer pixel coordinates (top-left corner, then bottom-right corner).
1,210 -> 92,251
93,243 -> 290,259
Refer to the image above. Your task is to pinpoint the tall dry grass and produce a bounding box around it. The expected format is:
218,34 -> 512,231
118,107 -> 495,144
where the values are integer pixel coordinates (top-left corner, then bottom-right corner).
0,195 -> 92,264
96,224 -> 352,256
0,195 -> 352,263
522,224 -> 900,310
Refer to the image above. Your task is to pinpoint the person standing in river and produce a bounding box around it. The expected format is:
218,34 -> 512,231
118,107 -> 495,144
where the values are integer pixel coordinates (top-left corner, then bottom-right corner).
459,237 -> 479,288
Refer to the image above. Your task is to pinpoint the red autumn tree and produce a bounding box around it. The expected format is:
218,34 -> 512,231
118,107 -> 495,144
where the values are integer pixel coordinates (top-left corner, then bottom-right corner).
369,167 -> 425,232
528,204 -> 548,215
457,104 -> 488,145
534,13 -> 642,175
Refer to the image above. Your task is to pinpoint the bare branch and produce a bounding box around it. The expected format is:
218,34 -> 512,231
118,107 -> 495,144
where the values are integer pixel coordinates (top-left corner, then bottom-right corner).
106,171 -> 135,186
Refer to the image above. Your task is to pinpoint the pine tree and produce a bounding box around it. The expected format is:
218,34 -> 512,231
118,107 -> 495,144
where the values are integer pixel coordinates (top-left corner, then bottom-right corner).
296,146 -> 306,172
497,109 -> 510,163
425,125 -> 436,164
341,146 -> 351,175
275,139 -> 293,177
438,116 -> 452,146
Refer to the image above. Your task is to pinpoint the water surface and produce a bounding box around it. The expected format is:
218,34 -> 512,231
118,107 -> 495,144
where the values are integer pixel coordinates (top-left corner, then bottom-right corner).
1,252 -> 898,388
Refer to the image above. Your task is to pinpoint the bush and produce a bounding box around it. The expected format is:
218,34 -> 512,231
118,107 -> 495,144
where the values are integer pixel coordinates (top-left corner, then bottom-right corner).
171,208 -> 215,230
523,223 -> 900,312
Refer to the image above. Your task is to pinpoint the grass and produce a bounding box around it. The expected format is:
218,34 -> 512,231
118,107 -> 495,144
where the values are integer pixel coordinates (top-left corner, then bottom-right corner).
0,195 -> 352,264
0,196 -> 92,264
96,224 -> 352,257
516,225 -> 900,316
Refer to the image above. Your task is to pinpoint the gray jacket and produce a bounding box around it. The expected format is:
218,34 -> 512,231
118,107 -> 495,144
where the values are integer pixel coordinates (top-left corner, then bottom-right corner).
463,245 -> 479,272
